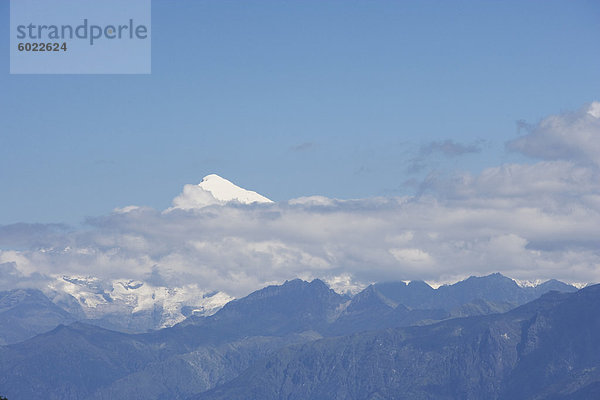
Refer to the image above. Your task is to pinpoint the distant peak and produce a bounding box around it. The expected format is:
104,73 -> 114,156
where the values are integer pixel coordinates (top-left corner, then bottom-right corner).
486,272 -> 510,279
464,272 -> 511,282
408,280 -> 433,289
283,278 -> 306,286
513,278 -> 545,288
198,174 -> 272,202
168,174 -> 273,211
309,278 -> 332,290
200,174 -> 229,183
282,278 -> 329,290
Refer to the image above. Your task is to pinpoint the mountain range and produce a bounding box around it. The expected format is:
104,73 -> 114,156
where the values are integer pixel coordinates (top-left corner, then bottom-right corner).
197,284 -> 600,400
0,275 -> 232,345
0,273 -> 591,400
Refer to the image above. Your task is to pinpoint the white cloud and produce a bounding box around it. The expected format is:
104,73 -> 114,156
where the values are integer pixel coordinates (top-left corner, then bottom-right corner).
170,183 -> 222,209
1,104 -> 600,296
427,161 -> 600,209
507,101 -> 600,166
588,102 -> 600,118
3,187 -> 598,296
389,248 -> 434,268
113,205 -> 142,214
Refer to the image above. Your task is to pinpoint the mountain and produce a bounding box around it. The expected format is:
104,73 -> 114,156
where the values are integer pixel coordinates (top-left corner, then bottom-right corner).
176,278 -> 348,341
373,273 -> 578,312
0,289 -> 76,345
196,174 -> 273,204
0,274 -> 582,399
0,275 -> 233,344
48,275 -> 233,333
328,273 -> 578,335
0,323 -> 162,400
0,279 -> 342,400
194,285 -> 600,400
0,271 -> 579,344
169,174 -> 273,210
373,279 -> 435,307
326,285 -> 449,335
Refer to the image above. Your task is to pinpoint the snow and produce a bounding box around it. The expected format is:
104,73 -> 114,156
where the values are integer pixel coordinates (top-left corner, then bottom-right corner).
47,275 -> 234,328
325,274 -> 366,295
571,282 -> 590,289
199,174 -> 273,204
513,278 -> 544,288
168,174 -> 273,211
513,278 -> 589,289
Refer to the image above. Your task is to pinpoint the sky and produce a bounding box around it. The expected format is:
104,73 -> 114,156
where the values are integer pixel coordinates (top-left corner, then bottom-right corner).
1,0 -> 600,296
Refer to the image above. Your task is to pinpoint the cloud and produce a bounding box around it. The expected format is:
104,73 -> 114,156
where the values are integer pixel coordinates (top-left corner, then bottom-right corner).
1,104 -> 600,297
170,184 -> 222,209
425,161 -> 600,205
290,142 -> 315,152
507,101 -> 600,165
0,261 -> 49,289
2,180 -> 599,297
420,139 -> 482,157
408,139 -> 481,173
0,223 -> 70,250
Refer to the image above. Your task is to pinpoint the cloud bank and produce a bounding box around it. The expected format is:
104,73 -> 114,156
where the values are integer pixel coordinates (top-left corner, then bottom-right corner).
1,103 -> 599,297
507,102 -> 600,166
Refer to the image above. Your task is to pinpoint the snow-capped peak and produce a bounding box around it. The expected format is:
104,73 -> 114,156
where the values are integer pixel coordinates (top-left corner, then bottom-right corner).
513,278 -> 544,288
168,174 -> 273,211
47,275 -> 234,329
198,174 -> 273,204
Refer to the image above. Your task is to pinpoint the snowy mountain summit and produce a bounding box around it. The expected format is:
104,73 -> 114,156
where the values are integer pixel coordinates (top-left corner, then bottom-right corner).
170,174 -> 273,210
47,275 -> 233,332
198,174 -> 273,204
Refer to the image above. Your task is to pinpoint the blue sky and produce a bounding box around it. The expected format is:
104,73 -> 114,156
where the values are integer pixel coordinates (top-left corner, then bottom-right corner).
1,0 -> 600,225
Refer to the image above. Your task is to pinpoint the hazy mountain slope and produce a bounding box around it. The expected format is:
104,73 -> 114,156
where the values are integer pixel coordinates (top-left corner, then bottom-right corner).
0,288 -> 76,345
194,286 -> 600,400
373,279 -> 435,307
88,333 -> 321,400
499,285 -> 600,399
0,322 -> 163,400
84,279 -> 343,400
328,273 -> 578,335
373,273 -> 578,312
327,285 -> 449,335
177,279 -> 348,339
0,279 -> 341,400
449,298 -> 516,318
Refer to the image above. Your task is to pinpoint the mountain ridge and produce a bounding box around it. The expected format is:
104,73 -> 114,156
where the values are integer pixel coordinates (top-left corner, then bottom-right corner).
0,273 -> 578,345
0,273 -> 583,400
193,284 -> 600,400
